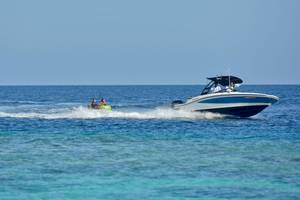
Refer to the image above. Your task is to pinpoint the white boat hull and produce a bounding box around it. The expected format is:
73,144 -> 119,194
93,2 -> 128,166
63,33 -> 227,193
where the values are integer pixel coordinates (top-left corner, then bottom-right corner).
172,92 -> 279,117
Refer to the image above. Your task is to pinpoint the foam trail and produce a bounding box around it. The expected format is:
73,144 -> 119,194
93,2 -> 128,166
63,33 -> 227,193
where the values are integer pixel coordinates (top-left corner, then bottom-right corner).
0,106 -> 224,120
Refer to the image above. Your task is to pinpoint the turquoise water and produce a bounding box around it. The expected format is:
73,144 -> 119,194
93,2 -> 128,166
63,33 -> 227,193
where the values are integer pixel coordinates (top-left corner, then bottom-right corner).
0,85 -> 299,199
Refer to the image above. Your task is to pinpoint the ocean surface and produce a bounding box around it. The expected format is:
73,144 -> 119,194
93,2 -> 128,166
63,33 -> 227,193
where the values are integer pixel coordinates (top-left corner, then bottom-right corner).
0,85 -> 299,200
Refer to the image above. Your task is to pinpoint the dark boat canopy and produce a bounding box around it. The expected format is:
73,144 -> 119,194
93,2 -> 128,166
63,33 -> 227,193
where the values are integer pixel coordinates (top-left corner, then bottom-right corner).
207,76 -> 243,86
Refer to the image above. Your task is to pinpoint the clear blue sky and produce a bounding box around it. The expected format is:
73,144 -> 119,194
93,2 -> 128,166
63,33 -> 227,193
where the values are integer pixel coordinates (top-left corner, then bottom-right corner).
0,0 -> 299,85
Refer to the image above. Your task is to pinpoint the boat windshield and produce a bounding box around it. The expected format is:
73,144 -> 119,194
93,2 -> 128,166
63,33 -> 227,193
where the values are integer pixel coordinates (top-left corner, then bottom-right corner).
200,76 -> 242,95
201,81 -> 236,95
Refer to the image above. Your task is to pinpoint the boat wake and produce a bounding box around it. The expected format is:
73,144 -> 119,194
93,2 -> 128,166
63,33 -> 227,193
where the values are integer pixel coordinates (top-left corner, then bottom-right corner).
0,106 -> 224,120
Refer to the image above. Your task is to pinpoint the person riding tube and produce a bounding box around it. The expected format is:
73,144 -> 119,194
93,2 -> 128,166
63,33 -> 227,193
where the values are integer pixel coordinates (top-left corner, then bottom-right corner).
91,98 -> 97,108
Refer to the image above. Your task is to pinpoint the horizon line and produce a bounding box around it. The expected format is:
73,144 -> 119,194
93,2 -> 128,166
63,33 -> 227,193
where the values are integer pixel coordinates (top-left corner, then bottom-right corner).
0,83 -> 299,86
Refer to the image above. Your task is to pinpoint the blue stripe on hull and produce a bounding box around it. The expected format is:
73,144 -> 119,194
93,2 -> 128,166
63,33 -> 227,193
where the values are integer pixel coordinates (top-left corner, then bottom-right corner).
199,96 -> 277,104
196,105 -> 268,117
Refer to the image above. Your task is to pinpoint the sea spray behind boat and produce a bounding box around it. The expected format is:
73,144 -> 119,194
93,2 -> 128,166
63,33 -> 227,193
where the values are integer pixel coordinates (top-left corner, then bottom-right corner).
0,106 -> 224,120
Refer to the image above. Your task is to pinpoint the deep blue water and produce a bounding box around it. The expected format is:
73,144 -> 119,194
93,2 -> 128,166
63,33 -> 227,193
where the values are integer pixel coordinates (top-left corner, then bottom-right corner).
0,85 -> 299,200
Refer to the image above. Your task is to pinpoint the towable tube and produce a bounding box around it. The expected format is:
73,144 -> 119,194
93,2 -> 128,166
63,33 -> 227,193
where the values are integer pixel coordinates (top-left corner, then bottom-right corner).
88,104 -> 112,111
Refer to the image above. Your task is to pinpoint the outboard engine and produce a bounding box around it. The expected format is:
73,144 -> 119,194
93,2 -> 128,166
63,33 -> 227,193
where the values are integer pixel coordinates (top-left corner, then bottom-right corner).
171,100 -> 184,108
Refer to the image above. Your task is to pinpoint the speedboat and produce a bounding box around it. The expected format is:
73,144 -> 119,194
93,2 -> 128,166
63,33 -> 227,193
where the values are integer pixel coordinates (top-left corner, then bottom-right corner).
172,76 -> 279,117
